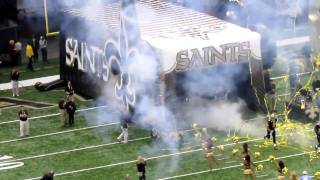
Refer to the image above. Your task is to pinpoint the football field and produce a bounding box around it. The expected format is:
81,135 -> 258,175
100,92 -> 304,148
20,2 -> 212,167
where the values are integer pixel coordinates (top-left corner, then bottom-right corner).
0,87 -> 319,180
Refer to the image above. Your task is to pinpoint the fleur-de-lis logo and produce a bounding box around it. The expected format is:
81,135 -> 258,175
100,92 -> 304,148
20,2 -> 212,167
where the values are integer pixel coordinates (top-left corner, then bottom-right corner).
114,0 -> 140,109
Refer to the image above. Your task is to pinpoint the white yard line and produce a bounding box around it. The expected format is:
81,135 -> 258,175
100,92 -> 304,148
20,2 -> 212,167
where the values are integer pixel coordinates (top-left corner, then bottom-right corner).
24,137 -> 267,180
0,105 -> 109,125
1,103 -> 277,125
3,137 -> 150,163
225,160 -> 237,164
158,152 -> 309,180
270,71 -> 315,81
276,36 -> 310,47
2,129 -> 195,163
0,122 -> 119,144
256,174 -> 269,178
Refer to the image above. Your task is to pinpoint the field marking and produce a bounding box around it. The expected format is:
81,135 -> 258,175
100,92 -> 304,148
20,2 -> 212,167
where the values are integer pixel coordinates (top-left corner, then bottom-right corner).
225,160 -> 236,164
24,137 -> 267,180
3,137 -> 150,163
270,71 -> 315,81
158,151 -> 310,179
1,101 -> 283,125
0,122 -> 119,144
0,105 -> 110,125
276,36 -> 309,47
256,174 -> 269,178
2,129 -> 195,163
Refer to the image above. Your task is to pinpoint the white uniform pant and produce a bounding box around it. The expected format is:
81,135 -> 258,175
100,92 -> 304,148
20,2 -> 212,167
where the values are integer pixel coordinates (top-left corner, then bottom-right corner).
20,120 -> 29,137
12,80 -> 19,96
117,127 -> 128,143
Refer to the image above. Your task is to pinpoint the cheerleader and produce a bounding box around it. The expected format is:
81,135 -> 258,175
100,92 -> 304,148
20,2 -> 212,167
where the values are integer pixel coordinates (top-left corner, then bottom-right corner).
202,141 -> 219,170
242,143 -> 250,157
136,156 -> 146,180
243,154 -> 255,180
277,161 -> 286,180
315,124 -> 320,151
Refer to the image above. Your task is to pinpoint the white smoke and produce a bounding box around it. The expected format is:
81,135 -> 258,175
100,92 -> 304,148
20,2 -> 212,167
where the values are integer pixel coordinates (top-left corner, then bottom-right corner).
183,98 -> 266,137
22,0 -> 304,177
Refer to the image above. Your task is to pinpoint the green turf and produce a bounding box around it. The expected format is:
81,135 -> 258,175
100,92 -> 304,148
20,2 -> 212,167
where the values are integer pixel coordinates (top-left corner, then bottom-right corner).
0,59 -> 59,83
0,63 -> 319,180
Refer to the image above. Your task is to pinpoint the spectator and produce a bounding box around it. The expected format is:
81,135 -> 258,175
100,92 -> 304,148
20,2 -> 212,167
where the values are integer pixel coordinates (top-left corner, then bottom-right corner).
14,40 -> 22,65
8,40 -> 17,66
10,68 -> 19,97
117,114 -> 129,143
31,35 -> 39,62
58,97 -> 67,127
40,171 -> 54,180
299,171 -> 311,180
136,156 -> 147,180
18,106 -> 29,137
65,81 -> 74,100
39,36 -> 48,63
25,41 -> 34,71
65,98 -> 76,126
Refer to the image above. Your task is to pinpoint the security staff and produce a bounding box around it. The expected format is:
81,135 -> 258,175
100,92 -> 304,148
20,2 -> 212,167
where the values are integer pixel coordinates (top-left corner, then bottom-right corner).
65,99 -> 76,126
265,113 -> 277,149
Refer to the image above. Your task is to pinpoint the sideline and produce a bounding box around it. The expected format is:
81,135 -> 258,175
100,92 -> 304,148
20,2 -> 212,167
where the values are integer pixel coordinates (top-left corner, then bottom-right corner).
0,105 -> 110,125
2,129 -> 195,163
0,122 -> 118,144
24,137 -> 267,180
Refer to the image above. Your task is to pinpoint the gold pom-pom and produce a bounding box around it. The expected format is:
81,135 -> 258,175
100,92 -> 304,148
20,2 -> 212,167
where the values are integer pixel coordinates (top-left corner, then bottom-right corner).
192,123 -> 198,129
256,164 -> 263,172
232,136 -> 240,143
309,151 -> 317,161
254,152 -> 261,159
314,171 -> 320,180
268,155 -> 275,162
217,145 -> 224,152
232,148 -> 239,156
282,167 -> 288,174
211,137 -> 217,143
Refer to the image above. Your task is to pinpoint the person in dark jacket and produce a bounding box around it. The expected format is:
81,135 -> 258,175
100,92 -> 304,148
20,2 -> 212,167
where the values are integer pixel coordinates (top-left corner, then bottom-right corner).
136,156 -> 146,180
31,35 -> 39,62
65,99 -> 76,126
264,113 -> 277,149
8,40 -> 17,66
10,68 -> 19,97
40,171 -> 54,180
